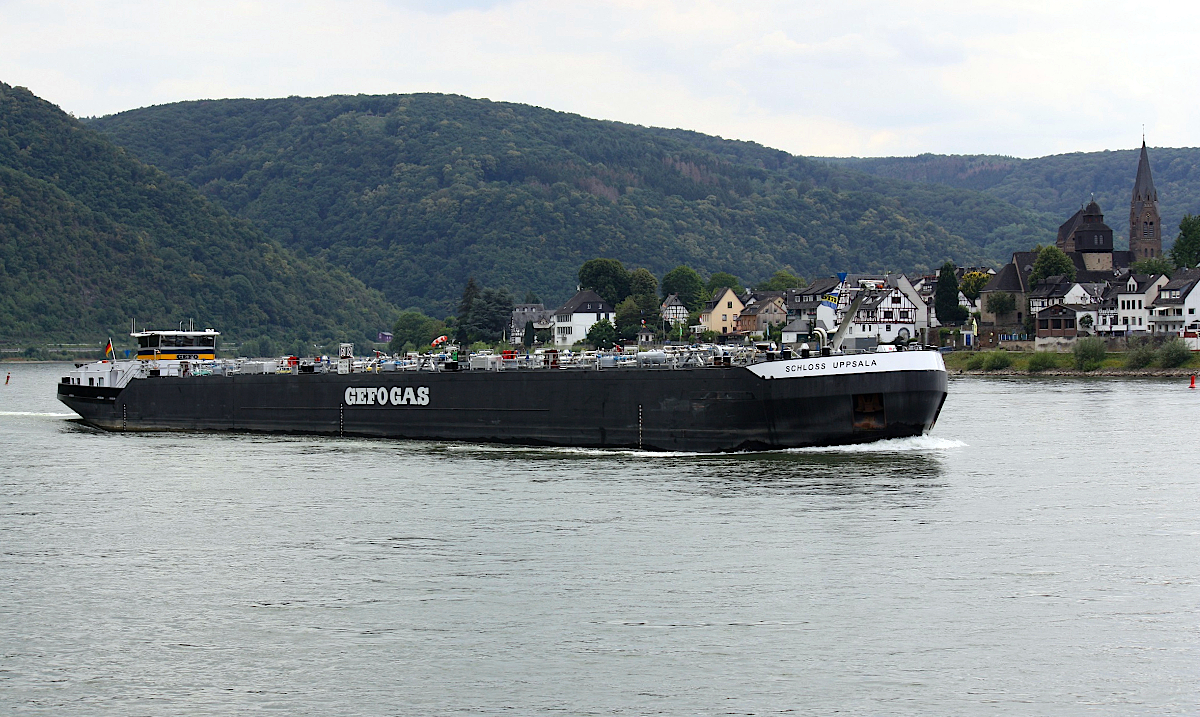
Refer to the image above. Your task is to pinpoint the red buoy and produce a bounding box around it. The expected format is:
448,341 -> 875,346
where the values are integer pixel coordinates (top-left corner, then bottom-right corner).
1191,375 -> 1196,389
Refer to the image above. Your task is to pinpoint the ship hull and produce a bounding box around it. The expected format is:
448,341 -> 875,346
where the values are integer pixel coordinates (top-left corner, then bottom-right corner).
58,354 -> 948,452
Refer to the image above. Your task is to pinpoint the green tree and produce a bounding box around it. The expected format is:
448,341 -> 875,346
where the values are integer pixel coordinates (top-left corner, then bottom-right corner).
522,319 -> 535,348
578,258 -> 631,307
985,291 -> 1016,317
705,272 -> 744,299
1170,214 -> 1200,269
390,311 -> 439,352
755,270 -> 806,291
585,318 -> 616,349
661,265 -> 705,311
935,262 -> 968,325
456,277 -> 481,342
959,271 -> 990,301
462,287 -> 515,342
1130,257 -> 1174,277
614,296 -> 642,341
629,267 -> 658,298
1029,245 -> 1076,285
523,290 -> 541,304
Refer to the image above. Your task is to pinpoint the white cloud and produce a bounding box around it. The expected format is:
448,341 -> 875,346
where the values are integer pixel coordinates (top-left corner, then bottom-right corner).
1,0 -> 1198,157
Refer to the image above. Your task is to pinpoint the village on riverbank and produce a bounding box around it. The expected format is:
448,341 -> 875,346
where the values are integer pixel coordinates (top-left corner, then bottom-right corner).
469,144 -> 1199,376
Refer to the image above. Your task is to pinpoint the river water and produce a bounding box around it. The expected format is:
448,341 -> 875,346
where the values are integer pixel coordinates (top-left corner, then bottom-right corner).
1,362 -> 1198,715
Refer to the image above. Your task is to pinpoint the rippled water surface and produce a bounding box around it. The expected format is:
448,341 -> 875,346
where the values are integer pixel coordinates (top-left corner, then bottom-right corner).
2,362 -> 1199,715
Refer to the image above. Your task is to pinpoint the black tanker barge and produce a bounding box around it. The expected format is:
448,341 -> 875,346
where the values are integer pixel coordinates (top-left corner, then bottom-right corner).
58,330 -> 948,453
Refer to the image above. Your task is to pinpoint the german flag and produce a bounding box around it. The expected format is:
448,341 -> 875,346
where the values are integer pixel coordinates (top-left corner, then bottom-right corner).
105,338 -> 115,360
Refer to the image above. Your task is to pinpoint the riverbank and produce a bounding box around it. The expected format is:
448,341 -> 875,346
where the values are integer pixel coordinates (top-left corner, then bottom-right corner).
950,367 -> 1198,377
942,348 -> 1199,376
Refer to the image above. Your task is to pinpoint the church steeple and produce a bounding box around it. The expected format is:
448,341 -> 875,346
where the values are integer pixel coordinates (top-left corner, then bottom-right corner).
1132,141 -> 1157,202
1129,140 -> 1162,259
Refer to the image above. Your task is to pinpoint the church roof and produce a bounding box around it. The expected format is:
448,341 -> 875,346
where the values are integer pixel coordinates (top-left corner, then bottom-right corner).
982,262 -> 1025,293
1132,141 -> 1157,203
1057,208 -> 1083,246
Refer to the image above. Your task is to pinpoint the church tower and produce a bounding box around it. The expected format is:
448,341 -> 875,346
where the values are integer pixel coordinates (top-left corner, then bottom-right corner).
1129,141 -> 1162,259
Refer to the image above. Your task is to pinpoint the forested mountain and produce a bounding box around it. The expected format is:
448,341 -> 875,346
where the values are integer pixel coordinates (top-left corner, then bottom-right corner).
826,149 -> 1200,248
90,93 -> 1056,314
0,82 -> 394,345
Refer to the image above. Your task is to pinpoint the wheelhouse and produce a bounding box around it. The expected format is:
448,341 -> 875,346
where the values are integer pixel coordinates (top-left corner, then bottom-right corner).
132,329 -> 220,361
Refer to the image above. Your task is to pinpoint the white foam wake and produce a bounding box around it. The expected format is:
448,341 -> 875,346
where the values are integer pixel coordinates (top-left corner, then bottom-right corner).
442,434 -> 965,458
0,411 -> 76,417
784,435 -> 967,454
443,444 -> 703,458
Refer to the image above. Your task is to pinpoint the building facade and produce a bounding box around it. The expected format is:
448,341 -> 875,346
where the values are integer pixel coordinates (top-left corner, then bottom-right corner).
699,287 -> 744,336
551,290 -> 613,347
1148,269 -> 1200,335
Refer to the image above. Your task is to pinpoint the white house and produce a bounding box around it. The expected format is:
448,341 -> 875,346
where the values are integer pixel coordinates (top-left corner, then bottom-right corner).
660,294 -> 689,325
1113,273 -> 1168,335
843,286 -> 922,344
551,290 -> 614,346
1027,276 -> 1103,315
1148,269 -> 1200,336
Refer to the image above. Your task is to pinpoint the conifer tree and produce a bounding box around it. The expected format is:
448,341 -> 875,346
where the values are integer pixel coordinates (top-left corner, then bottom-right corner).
935,262 -> 968,325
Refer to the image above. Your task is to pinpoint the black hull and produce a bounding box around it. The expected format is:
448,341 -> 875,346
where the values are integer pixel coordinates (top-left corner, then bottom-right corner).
58,364 -> 947,452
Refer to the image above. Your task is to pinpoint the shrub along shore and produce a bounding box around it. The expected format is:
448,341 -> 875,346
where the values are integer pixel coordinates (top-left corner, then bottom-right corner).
943,338 -> 1199,377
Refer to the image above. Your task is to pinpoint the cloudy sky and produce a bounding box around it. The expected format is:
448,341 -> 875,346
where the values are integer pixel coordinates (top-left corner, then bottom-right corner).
1,0 -> 1196,158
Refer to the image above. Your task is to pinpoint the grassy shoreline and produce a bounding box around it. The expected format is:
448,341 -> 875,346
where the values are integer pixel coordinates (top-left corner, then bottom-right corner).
942,349 -> 1199,376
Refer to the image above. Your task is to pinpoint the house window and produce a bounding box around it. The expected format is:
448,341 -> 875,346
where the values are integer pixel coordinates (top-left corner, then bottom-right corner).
1051,319 -> 1062,329
1039,319 -> 1049,329
722,314 -> 727,321
883,310 -> 894,319
721,326 -> 728,334
891,296 -> 901,304
1065,318 -> 1075,329
727,301 -> 733,309
899,310 -> 910,319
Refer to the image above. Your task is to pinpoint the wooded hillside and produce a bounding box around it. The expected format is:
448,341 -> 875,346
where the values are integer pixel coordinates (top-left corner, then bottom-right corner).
90,93 -> 1056,314
0,82 -> 394,345
827,149 -> 1200,248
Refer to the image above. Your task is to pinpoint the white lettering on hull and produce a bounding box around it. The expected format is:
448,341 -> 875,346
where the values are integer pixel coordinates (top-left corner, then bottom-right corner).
344,386 -> 430,406
747,351 -> 945,380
